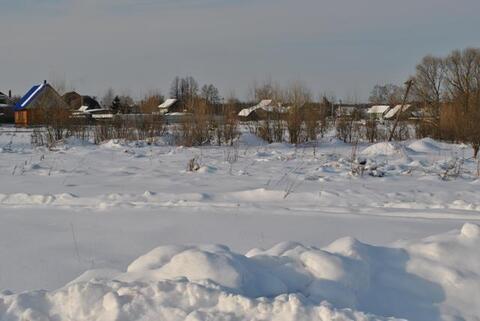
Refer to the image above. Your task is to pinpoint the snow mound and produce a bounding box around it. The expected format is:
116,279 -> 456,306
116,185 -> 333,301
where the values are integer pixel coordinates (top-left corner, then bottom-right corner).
408,138 -> 444,153
0,280 -> 393,321
125,244 -> 286,297
361,142 -> 401,157
461,222 -> 480,238
101,140 -> 126,149
0,193 -> 56,205
1,224 -> 479,321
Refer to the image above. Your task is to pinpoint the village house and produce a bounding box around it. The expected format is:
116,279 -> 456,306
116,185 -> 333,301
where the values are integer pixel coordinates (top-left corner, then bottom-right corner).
238,99 -> 289,121
383,104 -> 417,120
158,98 -> 182,114
14,81 -> 70,126
0,91 -> 10,104
367,105 -> 390,120
63,91 -> 102,111
63,91 -> 83,109
64,91 -> 112,120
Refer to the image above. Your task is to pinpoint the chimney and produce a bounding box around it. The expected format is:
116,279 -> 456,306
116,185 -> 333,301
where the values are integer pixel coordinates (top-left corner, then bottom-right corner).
44,80 -> 47,85
8,90 -> 11,98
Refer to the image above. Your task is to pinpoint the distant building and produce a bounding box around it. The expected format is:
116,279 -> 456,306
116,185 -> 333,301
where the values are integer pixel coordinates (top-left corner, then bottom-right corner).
158,98 -> 181,114
367,105 -> 390,120
384,104 -> 413,120
0,91 -> 10,105
63,91 -> 102,111
14,81 -> 70,126
63,91 -> 83,109
238,100 -> 289,120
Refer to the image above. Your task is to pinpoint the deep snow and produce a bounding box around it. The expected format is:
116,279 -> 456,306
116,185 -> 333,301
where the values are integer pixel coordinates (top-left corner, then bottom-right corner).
1,224 -> 479,321
0,126 -> 479,320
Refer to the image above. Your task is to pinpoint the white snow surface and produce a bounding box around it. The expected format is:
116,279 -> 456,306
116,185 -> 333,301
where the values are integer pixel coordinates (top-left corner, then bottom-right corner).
0,127 -> 479,320
360,142 -> 402,157
1,224 -> 479,321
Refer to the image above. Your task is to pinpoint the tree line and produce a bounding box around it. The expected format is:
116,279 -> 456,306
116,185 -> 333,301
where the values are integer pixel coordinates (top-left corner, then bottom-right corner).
28,46 -> 480,156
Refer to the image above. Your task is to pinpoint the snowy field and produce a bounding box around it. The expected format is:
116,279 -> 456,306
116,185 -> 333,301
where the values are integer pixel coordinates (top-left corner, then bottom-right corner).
0,126 -> 479,320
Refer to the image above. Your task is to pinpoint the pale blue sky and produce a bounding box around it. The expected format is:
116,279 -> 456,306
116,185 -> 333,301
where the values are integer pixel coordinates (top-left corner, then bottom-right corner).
1,0 -> 479,101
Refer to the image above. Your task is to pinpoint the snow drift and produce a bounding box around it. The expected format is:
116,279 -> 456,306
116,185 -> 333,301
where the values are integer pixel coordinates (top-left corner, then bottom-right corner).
0,224 -> 479,321
407,138 -> 445,154
361,142 -> 401,157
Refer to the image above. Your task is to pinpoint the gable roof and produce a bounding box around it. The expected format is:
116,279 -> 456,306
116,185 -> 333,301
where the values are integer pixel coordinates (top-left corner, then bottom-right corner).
0,92 -> 9,105
159,98 -> 178,109
15,83 -> 46,111
384,104 -> 412,119
238,99 -> 275,117
367,105 -> 390,114
63,91 -> 81,98
82,95 -> 101,109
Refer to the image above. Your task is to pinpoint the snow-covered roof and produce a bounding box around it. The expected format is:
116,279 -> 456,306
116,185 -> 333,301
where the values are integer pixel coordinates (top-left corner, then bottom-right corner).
238,99 -> 275,117
15,83 -> 46,110
159,99 -> 178,109
73,107 -> 111,116
367,105 -> 390,114
384,104 -> 412,119
238,108 -> 254,117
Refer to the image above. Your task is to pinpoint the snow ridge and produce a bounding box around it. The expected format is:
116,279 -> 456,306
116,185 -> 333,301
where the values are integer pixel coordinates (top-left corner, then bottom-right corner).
0,224 -> 478,321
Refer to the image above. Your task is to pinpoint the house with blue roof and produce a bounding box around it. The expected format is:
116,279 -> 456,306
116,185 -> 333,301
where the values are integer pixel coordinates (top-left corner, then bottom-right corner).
14,81 -> 70,125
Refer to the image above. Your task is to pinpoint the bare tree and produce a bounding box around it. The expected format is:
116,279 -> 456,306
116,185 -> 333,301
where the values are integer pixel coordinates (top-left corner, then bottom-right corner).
102,88 -> 115,109
285,82 -> 311,144
443,48 -> 480,113
369,83 -> 404,105
413,55 -> 445,115
201,84 -> 221,107
411,55 -> 446,137
140,90 -> 164,114
48,72 -> 72,96
170,76 -> 199,112
170,77 -> 181,99
250,78 -> 284,103
441,48 -> 480,157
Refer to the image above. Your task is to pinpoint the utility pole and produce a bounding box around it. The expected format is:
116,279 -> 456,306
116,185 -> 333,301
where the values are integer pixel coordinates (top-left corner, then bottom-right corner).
388,79 -> 414,142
